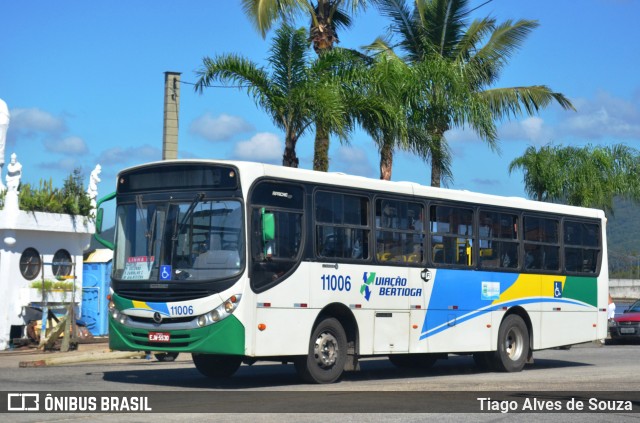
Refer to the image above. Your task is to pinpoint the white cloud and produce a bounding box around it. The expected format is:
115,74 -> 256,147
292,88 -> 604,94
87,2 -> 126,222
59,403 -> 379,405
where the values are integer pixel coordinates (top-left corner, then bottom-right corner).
39,157 -> 80,173
331,145 -> 376,178
96,144 -> 161,167
559,91 -> 640,140
498,116 -> 555,145
190,113 -> 254,142
10,108 -> 67,133
231,132 -> 282,164
7,108 -> 67,142
44,136 -> 88,154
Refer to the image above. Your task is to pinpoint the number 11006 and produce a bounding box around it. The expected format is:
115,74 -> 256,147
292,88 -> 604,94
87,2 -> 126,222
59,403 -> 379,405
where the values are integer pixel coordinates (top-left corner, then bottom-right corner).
321,274 -> 352,291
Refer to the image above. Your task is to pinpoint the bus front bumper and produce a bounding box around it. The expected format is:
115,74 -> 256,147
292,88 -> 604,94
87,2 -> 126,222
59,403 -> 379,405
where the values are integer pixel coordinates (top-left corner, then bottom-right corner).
108,314 -> 245,355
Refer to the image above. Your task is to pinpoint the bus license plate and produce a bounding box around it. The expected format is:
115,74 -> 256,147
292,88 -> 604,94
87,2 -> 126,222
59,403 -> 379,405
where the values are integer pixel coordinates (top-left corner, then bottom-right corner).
148,332 -> 170,342
620,328 -> 636,334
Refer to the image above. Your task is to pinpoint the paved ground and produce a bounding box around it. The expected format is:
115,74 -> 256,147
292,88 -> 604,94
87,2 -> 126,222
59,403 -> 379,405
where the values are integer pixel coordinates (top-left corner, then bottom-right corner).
0,337 -> 159,369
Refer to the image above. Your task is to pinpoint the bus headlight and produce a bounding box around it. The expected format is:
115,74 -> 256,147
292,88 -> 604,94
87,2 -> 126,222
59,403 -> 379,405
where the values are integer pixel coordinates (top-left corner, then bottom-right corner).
197,294 -> 242,327
197,315 -> 207,327
108,300 -> 129,325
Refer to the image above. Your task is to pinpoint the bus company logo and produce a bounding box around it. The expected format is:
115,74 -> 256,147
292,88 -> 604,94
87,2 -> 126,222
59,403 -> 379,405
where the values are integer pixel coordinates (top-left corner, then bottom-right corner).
361,272 -> 423,301
7,393 -> 40,411
360,272 -> 376,301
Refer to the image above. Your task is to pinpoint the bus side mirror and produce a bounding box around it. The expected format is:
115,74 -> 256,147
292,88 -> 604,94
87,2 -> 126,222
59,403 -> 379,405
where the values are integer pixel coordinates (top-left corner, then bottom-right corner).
96,208 -> 104,234
261,208 -> 275,242
94,191 -> 116,250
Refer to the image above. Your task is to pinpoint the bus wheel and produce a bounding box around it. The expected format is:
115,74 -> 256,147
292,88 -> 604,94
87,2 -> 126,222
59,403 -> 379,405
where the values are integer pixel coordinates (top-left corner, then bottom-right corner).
192,354 -> 242,378
295,318 -> 347,384
495,314 -> 529,372
154,352 -> 179,362
389,354 -> 437,369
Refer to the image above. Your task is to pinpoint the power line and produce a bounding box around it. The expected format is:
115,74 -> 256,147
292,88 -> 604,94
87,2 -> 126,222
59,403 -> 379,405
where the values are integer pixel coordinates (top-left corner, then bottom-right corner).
180,80 -> 250,89
468,0 -> 495,14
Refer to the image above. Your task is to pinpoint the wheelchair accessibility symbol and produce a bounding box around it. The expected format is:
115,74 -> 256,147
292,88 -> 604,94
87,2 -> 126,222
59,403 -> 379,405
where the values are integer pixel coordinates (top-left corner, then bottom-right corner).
554,281 -> 562,298
160,265 -> 172,281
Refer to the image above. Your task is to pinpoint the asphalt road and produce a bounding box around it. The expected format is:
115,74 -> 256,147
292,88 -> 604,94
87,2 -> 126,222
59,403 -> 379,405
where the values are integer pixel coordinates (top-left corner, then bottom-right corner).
1,341 -> 638,422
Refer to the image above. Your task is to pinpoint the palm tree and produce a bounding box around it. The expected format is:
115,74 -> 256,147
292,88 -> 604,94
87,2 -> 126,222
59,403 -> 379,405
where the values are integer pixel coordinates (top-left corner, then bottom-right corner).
241,0 -> 371,171
331,50 -> 412,179
375,0 -> 575,187
509,144 -> 640,214
194,24 -> 347,167
508,144 -> 567,202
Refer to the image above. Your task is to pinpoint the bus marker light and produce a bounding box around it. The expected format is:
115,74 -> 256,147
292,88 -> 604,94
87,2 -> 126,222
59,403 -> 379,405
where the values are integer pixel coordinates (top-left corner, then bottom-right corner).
486,324 -> 491,328
502,307 -> 508,310
448,305 -> 458,310
553,307 -> 561,311
294,303 -> 308,308
257,303 -> 271,308
592,324 -> 597,327
349,304 -> 362,309
258,324 -> 266,331
412,324 -> 418,329
411,305 -> 421,309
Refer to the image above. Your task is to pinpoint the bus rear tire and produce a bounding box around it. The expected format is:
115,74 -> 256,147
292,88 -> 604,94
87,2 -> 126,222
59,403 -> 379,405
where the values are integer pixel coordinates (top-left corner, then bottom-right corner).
494,314 -> 529,372
192,353 -> 242,378
295,317 -> 347,384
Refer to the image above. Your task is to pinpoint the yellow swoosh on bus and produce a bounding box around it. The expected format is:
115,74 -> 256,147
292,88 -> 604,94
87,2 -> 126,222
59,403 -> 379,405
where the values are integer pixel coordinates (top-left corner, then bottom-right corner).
132,300 -> 152,310
495,274 -> 567,304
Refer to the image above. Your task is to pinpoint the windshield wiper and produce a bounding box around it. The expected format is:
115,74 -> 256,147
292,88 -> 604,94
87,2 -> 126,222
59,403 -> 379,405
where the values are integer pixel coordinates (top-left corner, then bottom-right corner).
135,195 -> 156,256
172,193 -> 205,241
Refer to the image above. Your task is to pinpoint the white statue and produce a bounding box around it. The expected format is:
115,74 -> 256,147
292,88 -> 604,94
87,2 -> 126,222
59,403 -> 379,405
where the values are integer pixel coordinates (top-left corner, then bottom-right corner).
5,153 -> 22,193
0,98 -> 9,192
87,164 -> 101,209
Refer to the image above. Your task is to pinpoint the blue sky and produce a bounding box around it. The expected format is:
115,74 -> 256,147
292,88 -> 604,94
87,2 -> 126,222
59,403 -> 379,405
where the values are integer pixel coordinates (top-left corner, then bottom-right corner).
2,0 -> 640,226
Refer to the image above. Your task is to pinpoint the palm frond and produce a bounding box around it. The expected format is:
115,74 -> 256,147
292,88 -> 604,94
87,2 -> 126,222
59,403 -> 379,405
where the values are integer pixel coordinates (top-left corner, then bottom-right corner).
470,19 -> 539,84
241,0 -> 303,38
481,86 -> 575,120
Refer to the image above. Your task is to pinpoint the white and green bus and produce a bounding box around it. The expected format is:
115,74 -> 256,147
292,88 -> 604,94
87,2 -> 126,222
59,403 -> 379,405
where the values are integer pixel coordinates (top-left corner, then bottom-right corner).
103,160 -> 608,383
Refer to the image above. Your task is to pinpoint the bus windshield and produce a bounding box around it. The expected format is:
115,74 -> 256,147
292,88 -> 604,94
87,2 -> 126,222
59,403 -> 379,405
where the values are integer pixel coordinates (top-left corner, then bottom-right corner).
112,196 -> 244,282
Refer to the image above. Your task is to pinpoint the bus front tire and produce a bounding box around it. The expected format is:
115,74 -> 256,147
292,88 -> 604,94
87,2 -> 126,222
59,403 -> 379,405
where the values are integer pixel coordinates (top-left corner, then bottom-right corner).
295,317 -> 347,384
494,314 -> 529,372
192,353 -> 242,378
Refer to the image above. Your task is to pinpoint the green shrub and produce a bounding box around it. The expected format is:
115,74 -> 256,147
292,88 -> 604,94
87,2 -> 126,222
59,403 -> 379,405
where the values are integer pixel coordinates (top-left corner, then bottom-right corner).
30,280 -> 76,291
17,169 -> 93,217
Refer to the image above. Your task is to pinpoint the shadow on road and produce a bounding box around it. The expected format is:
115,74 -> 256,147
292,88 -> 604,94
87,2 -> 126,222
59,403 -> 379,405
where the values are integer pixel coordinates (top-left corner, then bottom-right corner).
101,353 -> 591,390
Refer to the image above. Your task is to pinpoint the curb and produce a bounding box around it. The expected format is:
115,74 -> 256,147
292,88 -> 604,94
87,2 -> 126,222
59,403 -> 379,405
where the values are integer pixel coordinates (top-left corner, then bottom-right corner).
19,350 -> 147,367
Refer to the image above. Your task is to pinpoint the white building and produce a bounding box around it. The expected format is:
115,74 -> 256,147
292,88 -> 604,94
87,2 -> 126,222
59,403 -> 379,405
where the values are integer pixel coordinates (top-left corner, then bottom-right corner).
0,208 -> 94,349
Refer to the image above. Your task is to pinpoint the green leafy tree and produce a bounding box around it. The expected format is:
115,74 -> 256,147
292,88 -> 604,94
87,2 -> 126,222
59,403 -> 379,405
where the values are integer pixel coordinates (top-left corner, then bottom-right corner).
195,24 -> 347,167
242,0 -> 371,171
316,48 -> 411,179
61,168 -> 92,216
375,0 -> 574,186
509,144 -> 640,214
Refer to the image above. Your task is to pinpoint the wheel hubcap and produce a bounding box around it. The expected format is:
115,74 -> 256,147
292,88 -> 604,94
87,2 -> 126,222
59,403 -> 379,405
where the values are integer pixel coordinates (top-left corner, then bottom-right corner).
313,331 -> 338,368
504,327 -> 524,360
